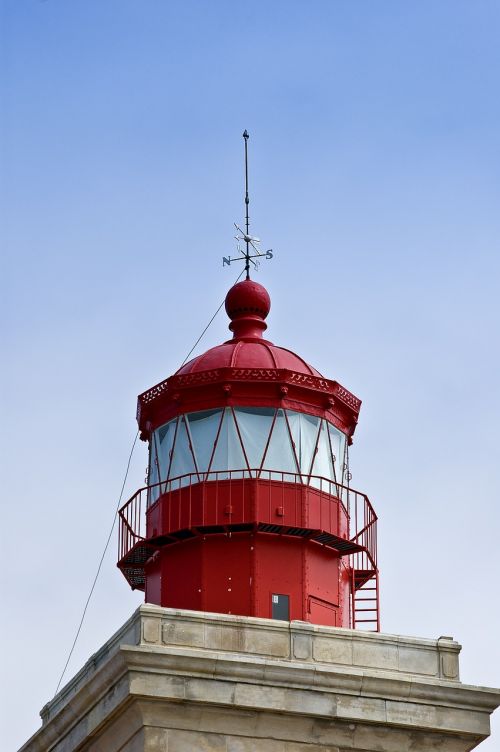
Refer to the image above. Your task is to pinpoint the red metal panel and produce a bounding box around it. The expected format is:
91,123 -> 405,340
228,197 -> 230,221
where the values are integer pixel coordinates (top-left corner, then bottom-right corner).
339,559 -> 352,628
305,487 -> 322,530
151,478 -> 351,537
178,484 -> 194,530
146,499 -> 161,538
254,480 -> 302,527
309,598 -> 337,627
338,501 -> 349,540
145,555 -> 162,606
253,536 -> 304,621
160,539 -> 203,611
145,529 -> 346,626
305,545 -> 340,607
202,535 -> 252,616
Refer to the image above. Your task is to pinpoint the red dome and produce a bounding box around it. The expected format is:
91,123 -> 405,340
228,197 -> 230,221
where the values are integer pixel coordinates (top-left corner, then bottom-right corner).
137,278 -> 361,441
177,280 -> 322,377
177,340 -> 322,377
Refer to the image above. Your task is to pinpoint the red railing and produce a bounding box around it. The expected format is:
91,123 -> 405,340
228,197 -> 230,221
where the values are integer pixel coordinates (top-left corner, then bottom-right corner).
350,493 -> 378,571
118,470 -> 377,567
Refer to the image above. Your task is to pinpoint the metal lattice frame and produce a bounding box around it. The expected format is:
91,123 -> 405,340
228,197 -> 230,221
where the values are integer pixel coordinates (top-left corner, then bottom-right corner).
148,406 -> 349,497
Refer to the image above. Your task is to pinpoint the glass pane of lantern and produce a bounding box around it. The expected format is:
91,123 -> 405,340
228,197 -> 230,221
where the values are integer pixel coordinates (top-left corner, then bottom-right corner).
261,409 -> 299,480
186,409 -> 223,477
233,407 -> 276,475
208,408 -> 248,478
149,438 -> 159,485
148,418 -> 177,503
168,416 -> 198,487
310,420 -> 335,491
158,419 -> 177,478
148,439 -> 160,506
286,411 -> 320,479
328,423 -> 346,486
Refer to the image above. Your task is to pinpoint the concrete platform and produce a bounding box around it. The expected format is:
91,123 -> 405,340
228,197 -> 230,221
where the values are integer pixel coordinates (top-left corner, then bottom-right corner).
20,605 -> 500,751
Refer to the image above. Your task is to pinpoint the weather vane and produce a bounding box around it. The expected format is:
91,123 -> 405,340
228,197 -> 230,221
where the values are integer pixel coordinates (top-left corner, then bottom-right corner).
222,130 -> 273,279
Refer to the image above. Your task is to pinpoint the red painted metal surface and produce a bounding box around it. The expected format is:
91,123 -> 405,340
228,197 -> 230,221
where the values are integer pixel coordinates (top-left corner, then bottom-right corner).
137,367 -> 360,440
119,279 -> 380,630
117,470 -> 378,629
136,280 -> 361,440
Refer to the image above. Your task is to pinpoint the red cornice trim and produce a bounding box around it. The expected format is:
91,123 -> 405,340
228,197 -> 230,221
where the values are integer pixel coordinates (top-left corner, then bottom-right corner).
137,367 -> 361,440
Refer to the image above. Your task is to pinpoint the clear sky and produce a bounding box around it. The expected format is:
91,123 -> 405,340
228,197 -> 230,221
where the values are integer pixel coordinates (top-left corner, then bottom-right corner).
2,1 -> 499,749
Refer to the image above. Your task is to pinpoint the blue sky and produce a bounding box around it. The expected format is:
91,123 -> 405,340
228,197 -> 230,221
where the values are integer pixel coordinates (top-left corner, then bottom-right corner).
2,1 -> 500,749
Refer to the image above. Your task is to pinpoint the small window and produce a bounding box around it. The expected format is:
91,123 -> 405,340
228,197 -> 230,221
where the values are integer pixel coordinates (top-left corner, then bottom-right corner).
271,593 -> 290,621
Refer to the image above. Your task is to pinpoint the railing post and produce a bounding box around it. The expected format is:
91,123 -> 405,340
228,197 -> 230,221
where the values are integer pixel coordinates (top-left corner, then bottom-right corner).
351,565 -> 355,629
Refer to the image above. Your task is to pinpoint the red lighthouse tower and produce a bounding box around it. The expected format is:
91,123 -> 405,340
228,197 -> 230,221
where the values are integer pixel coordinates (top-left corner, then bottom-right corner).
118,132 -> 378,630
118,276 -> 379,629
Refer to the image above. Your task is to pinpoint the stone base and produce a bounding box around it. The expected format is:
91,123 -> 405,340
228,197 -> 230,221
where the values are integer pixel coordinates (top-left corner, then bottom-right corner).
20,606 -> 500,752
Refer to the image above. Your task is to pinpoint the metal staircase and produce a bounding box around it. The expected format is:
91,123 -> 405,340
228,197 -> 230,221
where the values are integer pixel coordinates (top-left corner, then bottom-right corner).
351,568 -> 379,631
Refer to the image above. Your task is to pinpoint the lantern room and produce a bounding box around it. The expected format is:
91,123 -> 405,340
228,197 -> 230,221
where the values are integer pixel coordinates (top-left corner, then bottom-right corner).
118,279 -> 379,630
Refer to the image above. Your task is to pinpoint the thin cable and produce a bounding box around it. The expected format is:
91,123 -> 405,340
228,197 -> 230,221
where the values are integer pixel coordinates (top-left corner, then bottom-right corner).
179,269 -> 245,368
54,430 -> 140,696
54,270 -> 243,695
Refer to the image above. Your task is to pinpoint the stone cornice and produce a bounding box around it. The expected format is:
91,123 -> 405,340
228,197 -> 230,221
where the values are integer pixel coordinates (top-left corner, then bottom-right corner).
119,643 -> 500,714
21,607 -> 500,752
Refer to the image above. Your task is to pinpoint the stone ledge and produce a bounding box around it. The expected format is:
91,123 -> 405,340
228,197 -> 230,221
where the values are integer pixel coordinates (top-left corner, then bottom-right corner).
21,606 -> 499,752
45,604 -> 465,723
20,646 -> 498,752
142,605 -> 461,678
119,644 -> 500,714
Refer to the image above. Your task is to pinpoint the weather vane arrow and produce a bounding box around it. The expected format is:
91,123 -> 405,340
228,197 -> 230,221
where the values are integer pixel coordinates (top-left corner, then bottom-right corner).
222,130 -> 274,278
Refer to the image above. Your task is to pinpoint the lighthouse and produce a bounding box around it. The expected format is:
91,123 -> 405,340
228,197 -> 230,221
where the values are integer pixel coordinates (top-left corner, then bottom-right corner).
117,276 -> 379,631
18,136 -> 500,752
117,130 -> 378,632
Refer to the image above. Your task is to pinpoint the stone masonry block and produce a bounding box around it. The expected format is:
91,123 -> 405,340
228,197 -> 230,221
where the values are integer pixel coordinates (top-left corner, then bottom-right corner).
352,637 -> 398,671
184,677 -> 236,706
398,644 -> 439,676
227,737 -> 286,751
130,673 -> 186,702
292,633 -> 312,660
142,727 -> 168,752
142,618 -> 161,645
196,706 -> 259,737
254,712 -> 317,744
241,626 -> 290,658
306,717 -> 355,748
440,650 -> 460,680
312,635 -> 353,665
281,687 -> 337,717
205,624 -> 244,652
335,693 -> 387,724
116,729 -> 149,752
162,619 -> 205,648
234,682 -> 288,711
262,662 -> 315,687
166,729 -> 227,752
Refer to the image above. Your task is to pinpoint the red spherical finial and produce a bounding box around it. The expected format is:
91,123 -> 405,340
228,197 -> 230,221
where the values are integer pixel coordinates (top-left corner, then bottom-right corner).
225,279 -> 271,340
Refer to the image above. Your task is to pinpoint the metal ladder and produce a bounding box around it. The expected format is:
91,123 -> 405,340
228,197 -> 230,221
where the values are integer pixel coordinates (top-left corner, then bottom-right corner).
352,568 -> 380,631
